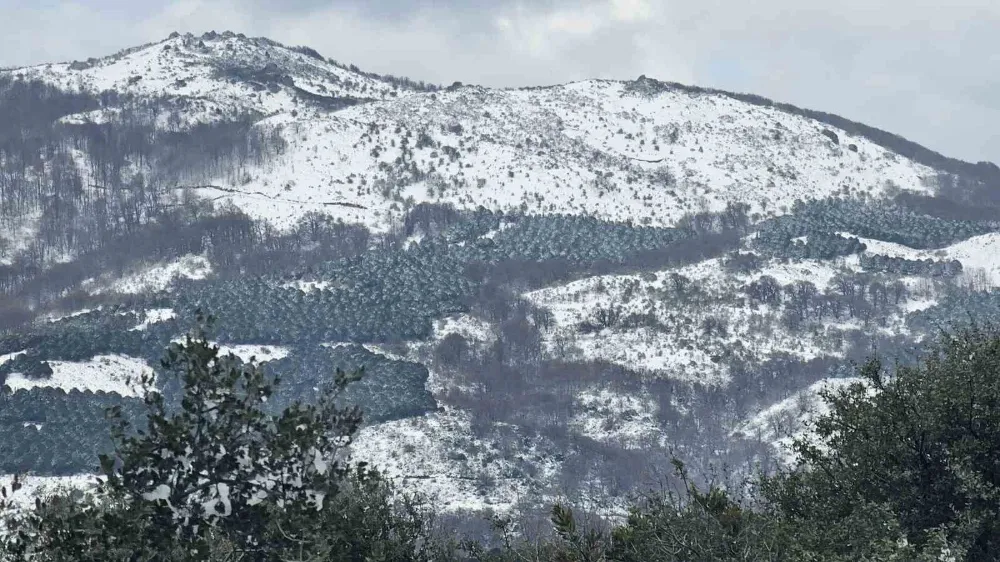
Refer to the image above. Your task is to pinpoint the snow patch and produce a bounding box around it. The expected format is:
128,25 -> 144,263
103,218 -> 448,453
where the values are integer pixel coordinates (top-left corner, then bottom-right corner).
131,308 -> 177,331
735,377 -> 864,464
844,232 -> 1000,288
214,344 -> 290,363
571,388 -> 662,449
170,339 -> 291,364
86,255 -> 212,295
4,355 -> 155,397
353,409 -> 560,513
0,474 -> 100,514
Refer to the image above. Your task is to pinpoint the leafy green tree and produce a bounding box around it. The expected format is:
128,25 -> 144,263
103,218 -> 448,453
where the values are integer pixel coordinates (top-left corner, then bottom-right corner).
761,325 -> 1000,560
0,312 -> 442,561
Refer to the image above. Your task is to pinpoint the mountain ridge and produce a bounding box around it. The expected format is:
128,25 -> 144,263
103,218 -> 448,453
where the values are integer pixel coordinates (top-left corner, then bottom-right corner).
7,30 -> 996,179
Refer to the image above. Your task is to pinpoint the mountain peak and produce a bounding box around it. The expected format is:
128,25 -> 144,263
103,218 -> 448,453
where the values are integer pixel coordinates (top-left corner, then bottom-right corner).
6,31 -> 429,126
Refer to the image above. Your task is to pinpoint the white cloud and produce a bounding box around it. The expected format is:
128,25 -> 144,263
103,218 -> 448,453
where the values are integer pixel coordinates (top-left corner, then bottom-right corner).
610,0 -> 653,22
547,10 -> 601,35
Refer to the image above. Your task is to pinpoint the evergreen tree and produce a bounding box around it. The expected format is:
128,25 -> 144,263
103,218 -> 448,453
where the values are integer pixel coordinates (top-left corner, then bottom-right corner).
0,312 -> 440,561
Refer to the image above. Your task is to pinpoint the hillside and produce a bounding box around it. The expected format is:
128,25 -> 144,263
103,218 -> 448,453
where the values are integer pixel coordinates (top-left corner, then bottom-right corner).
1,31 -> 999,517
7,31 -> 424,127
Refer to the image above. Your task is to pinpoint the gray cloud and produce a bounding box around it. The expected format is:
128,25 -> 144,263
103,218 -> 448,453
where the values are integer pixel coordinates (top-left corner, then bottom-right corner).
0,0 -> 996,165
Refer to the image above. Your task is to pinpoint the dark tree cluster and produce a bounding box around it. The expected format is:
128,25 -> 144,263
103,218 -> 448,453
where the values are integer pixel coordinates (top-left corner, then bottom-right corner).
0,76 -> 287,320
0,386 -> 145,475
267,344 -> 436,423
741,271 -> 909,331
755,196 -> 998,252
753,229 -> 867,260
721,250 -> 763,274
860,253 -> 963,277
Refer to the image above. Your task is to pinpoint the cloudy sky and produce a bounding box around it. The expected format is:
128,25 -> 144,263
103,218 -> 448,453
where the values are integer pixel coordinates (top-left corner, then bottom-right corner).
1,0 -> 998,165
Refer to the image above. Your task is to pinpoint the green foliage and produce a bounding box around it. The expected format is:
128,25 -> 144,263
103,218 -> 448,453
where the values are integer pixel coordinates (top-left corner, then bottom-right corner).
0,312 -> 439,561
476,214 -> 686,265
754,197 -> 998,253
7,320 -> 1000,561
605,460 -> 788,562
859,253 -> 963,277
263,344 -> 437,423
761,326 -> 1000,560
908,290 -> 1000,334
178,246 -> 474,344
0,307 -> 177,368
0,388 -> 144,475
753,228 -> 866,261
473,329 -> 1000,561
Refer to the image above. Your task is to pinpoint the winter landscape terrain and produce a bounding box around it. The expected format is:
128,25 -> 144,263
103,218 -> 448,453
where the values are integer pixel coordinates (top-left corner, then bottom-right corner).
1,30 -> 1000,522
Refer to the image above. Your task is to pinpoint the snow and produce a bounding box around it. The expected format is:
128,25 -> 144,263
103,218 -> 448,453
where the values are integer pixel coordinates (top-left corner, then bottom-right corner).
522,245 -> 945,381
7,32 -> 411,129
753,258 -> 853,289
3,32 -> 989,519
85,254 -> 212,295
842,232 -> 1000,288
37,56 -> 932,233
352,408 -> 561,513
942,234 -> 1000,288
0,351 -> 26,367
282,280 -> 334,292
200,483 -> 232,517
43,308 -> 97,323
130,308 -> 177,331
432,314 -> 497,345
735,377 -> 864,464
4,34 -> 943,239
571,387 -> 662,449
524,261 -> 850,383
4,355 -> 155,397
142,484 -> 172,503
170,340 -> 291,363
230,80 -> 932,231
215,344 -> 290,363
0,474 -> 101,514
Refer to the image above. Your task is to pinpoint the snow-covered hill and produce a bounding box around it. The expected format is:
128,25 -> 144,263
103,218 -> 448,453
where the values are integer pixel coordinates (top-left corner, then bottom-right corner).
211,79 -> 937,231
6,32 -> 938,234
7,31 -> 417,128
846,231 -> 1000,288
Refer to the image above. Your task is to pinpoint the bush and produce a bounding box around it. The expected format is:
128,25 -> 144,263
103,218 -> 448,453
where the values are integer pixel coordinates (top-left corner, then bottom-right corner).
0,312 -> 443,561
760,325 -> 1000,560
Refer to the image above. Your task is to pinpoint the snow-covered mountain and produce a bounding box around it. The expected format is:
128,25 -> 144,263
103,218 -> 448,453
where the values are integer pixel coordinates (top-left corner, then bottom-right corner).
3,32 -> 1000,516
7,31 -> 421,128
6,32 -> 937,232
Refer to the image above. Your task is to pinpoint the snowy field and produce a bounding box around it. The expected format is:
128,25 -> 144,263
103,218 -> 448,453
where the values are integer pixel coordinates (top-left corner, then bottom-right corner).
4,355 -> 155,397
843,232 -> 1000,288
130,308 -> 177,331
524,256 -> 866,382
0,474 -> 101,515
83,255 -> 212,295
209,79 -> 937,232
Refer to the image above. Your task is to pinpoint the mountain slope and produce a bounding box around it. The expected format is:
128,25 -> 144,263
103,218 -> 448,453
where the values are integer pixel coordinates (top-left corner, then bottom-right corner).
188,79 -> 938,231
5,33 -> 941,233
7,31 -> 419,128
2,32 -> 1000,517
